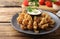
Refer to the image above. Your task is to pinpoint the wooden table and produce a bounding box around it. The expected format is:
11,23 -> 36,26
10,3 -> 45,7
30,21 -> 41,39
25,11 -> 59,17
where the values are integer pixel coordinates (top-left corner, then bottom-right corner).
0,0 -> 60,39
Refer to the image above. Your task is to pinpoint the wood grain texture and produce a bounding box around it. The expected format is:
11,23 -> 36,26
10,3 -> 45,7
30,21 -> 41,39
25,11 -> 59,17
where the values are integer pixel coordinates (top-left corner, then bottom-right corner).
0,7 -> 21,12
0,37 -> 33,39
0,23 -> 60,39
0,23 -> 31,37
0,7 -> 22,22
39,5 -> 57,13
0,0 -> 22,6
0,7 -> 57,22
0,0 -> 59,39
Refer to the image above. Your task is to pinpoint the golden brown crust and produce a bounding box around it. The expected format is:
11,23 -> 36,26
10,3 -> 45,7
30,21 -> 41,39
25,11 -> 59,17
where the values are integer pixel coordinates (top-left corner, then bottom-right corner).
17,12 -> 55,32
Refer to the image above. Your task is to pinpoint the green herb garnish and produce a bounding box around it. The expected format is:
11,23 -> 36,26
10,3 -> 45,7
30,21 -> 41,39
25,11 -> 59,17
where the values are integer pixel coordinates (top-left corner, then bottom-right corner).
27,0 -> 39,12
35,2 -> 39,6
27,6 -> 32,12
29,0 -> 39,7
27,6 -> 36,12
51,0 -> 56,2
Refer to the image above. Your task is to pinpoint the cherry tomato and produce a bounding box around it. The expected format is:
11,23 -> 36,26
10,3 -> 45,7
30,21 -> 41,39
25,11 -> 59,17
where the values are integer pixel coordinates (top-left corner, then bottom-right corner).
23,0 -> 29,6
39,0 -> 45,5
54,2 -> 60,6
45,1 -> 52,7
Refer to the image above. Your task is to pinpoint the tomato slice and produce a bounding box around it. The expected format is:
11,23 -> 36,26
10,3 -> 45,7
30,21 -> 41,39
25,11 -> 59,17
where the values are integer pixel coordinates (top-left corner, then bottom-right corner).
39,0 -> 45,5
54,2 -> 60,6
23,0 -> 29,6
45,1 -> 52,7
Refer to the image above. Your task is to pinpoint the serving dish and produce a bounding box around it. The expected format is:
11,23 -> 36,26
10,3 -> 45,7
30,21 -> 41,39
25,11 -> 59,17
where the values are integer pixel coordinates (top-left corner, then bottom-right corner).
11,11 -> 60,35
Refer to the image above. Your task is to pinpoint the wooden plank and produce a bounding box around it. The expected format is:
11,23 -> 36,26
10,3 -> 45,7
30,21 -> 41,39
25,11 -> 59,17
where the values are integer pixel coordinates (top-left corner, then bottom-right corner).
0,23 -> 30,37
0,23 -> 60,39
0,0 -> 22,6
0,37 -> 33,39
0,7 -> 22,22
0,15 -> 12,22
28,5 -> 57,13
39,5 -> 57,13
0,7 -> 21,12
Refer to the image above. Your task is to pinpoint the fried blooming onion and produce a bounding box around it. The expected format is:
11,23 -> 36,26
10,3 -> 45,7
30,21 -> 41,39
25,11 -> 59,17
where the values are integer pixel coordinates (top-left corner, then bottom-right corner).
17,12 -> 55,33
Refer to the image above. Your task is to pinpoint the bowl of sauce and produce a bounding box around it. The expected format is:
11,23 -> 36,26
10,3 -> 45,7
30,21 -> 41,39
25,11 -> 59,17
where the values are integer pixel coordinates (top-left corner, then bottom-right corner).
27,9 -> 42,15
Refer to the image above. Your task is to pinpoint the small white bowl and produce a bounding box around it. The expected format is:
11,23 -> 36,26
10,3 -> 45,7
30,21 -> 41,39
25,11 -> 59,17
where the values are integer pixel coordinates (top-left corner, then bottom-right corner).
27,9 -> 42,15
53,3 -> 60,10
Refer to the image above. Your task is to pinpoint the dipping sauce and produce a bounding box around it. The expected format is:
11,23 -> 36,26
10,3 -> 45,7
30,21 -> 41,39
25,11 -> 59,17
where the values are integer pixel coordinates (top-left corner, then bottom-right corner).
27,9 -> 42,15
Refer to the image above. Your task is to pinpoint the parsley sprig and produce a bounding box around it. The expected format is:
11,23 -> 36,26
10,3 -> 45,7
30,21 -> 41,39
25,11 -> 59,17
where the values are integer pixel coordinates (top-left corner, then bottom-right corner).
27,6 -> 32,12
27,6 -> 36,12
51,0 -> 56,2
29,0 -> 39,6
27,0 -> 39,12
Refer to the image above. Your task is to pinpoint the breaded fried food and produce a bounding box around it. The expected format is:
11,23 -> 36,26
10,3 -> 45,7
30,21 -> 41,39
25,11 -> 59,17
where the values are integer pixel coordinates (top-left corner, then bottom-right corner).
34,16 -> 40,23
41,24 -> 48,29
33,21 -> 38,30
27,21 -> 33,30
22,19 -> 29,25
17,12 -> 55,33
49,19 -> 55,25
20,24 -> 27,30
38,18 -> 47,26
17,13 -> 26,24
